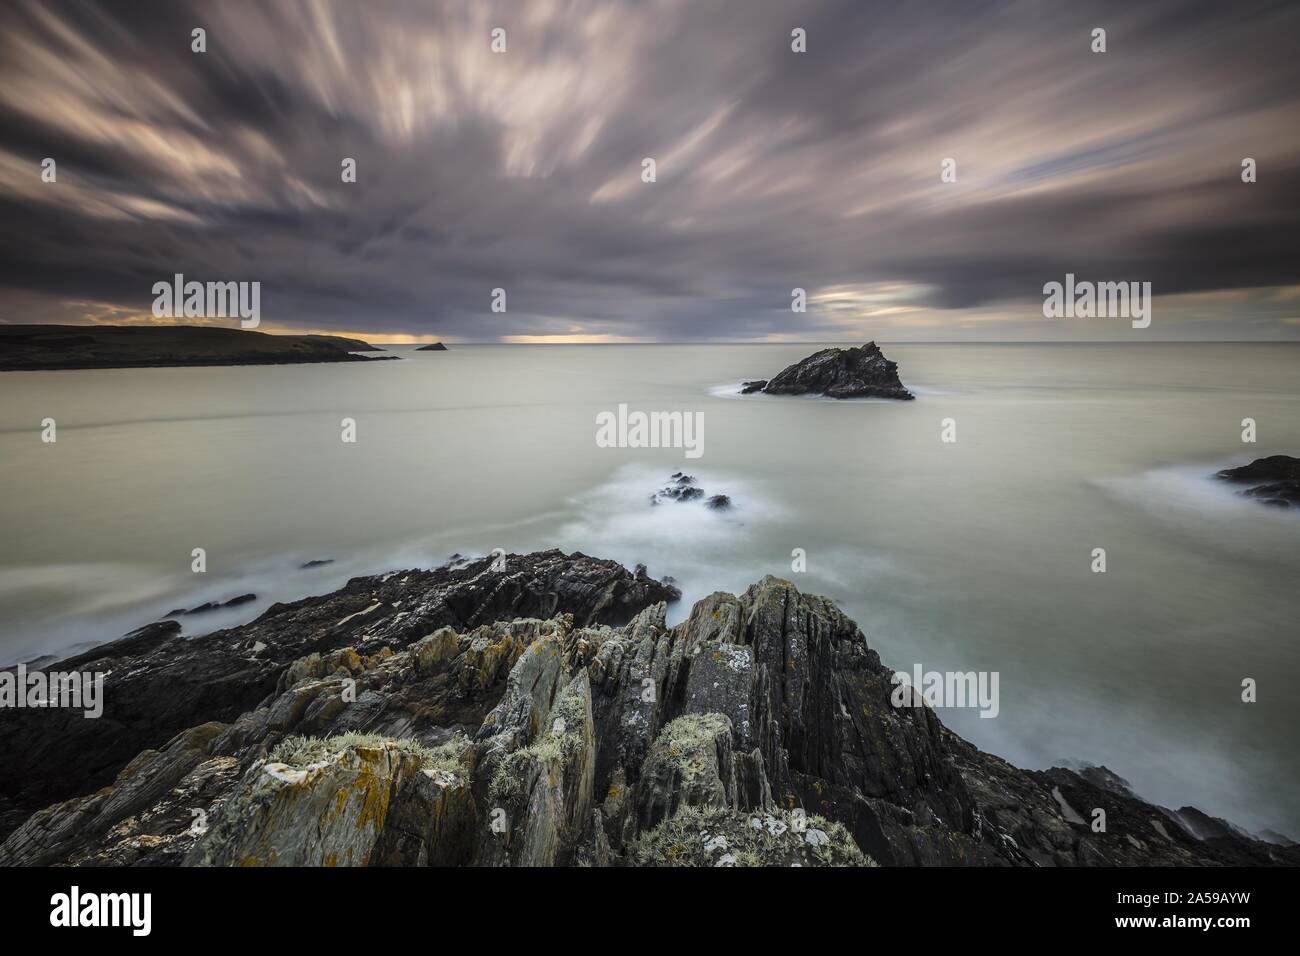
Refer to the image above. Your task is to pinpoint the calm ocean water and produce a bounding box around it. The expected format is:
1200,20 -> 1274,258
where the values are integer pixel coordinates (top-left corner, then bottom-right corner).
1,343 -> 1297,834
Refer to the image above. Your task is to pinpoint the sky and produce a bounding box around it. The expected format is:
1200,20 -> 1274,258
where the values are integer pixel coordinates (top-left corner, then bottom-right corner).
0,0 -> 1298,343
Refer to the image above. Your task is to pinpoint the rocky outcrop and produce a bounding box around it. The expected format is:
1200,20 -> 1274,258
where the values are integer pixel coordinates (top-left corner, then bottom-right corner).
1216,455 -> 1300,508
650,473 -> 733,510
3,563 -> 1293,868
753,342 -> 914,399
0,550 -> 679,842
415,342 -> 448,351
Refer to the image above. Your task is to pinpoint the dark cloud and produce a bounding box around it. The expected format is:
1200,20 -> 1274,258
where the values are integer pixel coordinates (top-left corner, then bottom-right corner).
0,0 -> 1297,340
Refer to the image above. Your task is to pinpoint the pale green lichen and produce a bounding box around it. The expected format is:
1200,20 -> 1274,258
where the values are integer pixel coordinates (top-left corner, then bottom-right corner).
270,732 -> 467,774
488,683 -> 589,804
657,712 -> 730,752
649,713 -> 731,781
629,804 -> 875,867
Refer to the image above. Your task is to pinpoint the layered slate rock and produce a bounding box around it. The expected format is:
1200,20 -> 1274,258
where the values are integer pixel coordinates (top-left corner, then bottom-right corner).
188,734 -> 476,867
756,342 -> 914,399
1215,455 -> 1300,508
0,550 -> 679,842
4,566 -> 1294,867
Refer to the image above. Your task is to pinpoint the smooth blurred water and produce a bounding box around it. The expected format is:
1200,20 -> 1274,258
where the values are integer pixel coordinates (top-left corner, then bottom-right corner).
1,342 -> 1297,835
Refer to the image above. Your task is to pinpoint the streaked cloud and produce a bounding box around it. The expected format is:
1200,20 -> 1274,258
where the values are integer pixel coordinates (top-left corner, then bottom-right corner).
0,0 -> 1297,341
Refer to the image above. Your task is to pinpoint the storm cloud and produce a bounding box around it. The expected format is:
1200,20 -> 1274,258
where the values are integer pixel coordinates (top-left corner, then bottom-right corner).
1,0 -> 1298,341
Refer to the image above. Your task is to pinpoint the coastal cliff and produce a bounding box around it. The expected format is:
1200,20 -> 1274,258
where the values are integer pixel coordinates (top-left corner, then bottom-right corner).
0,325 -> 393,371
0,552 -> 1292,867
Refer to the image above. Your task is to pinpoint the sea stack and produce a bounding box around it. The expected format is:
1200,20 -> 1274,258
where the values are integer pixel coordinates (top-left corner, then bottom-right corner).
752,342 -> 914,400
415,342 -> 448,351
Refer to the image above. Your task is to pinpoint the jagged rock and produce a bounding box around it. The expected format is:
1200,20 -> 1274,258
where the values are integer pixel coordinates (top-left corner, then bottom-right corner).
636,713 -> 771,830
1164,805 -> 1253,843
706,494 -> 731,510
739,380 -> 767,394
4,561 -> 1295,868
758,342 -> 914,400
475,625 -> 568,750
0,550 -> 679,842
1215,455 -> 1300,507
651,474 -> 703,503
186,735 -> 472,866
0,722 -> 227,867
478,671 -> 596,866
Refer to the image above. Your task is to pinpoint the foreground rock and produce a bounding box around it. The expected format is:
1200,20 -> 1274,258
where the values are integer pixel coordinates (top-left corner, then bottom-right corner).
1215,455 -> 1300,508
0,550 -> 678,841
0,325 -> 393,372
3,564 -> 1293,867
752,342 -> 914,400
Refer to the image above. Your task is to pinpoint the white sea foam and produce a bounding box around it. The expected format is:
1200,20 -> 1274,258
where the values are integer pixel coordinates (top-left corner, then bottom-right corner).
552,463 -> 786,623
706,382 -> 761,400
707,381 -> 925,402
1094,460 -> 1300,566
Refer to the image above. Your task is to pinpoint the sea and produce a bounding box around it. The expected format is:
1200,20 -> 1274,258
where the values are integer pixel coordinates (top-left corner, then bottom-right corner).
1,342 -> 1296,835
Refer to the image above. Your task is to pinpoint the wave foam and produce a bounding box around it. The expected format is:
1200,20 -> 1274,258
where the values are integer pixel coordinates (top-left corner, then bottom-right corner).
553,463 -> 786,623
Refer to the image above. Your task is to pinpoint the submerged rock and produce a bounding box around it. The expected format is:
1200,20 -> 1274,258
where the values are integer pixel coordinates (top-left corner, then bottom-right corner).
757,342 -> 914,400
1215,455 -> 1300,508
165,593 -> 257,617
739,380 -> 767,394
4,561 -> 1293,868
650,473 -> 732,508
